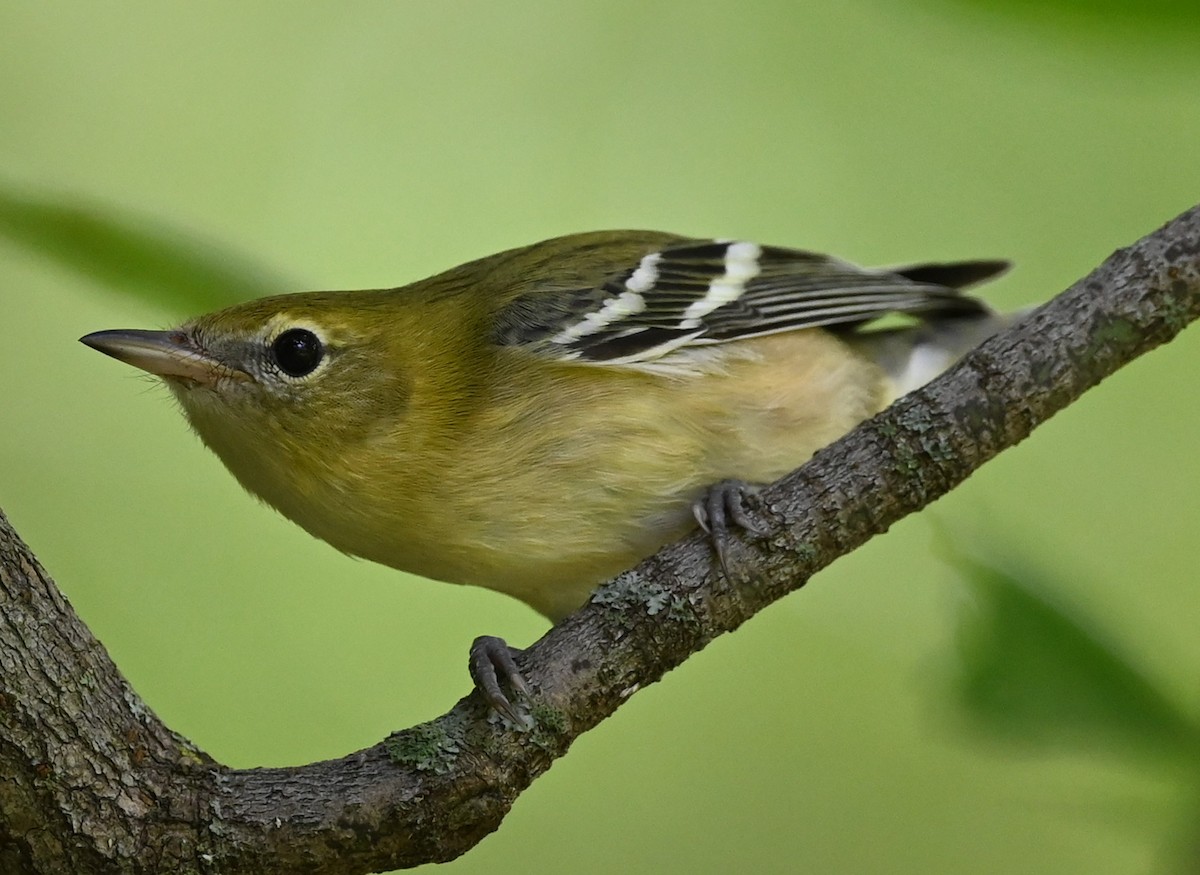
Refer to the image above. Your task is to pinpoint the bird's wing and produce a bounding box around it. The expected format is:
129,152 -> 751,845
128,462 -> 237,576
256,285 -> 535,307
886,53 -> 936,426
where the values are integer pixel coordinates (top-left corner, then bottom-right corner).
491,233 -> 1008,365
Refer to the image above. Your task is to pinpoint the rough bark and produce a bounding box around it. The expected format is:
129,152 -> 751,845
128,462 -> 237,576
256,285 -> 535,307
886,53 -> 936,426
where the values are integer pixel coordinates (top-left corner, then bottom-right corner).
1,204 -> 1198,873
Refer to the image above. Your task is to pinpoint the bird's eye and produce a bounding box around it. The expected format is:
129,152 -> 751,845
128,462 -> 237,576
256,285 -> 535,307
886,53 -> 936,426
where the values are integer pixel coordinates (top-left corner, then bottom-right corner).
271,328 -> 324,377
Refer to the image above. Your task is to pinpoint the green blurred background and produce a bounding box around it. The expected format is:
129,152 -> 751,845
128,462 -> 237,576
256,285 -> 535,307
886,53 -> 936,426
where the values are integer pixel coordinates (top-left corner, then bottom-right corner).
3,2 -> 1199,872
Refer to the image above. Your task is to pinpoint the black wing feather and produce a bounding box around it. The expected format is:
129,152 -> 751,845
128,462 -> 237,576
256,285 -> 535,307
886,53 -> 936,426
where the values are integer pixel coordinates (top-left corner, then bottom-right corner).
492,233 -> 1007,364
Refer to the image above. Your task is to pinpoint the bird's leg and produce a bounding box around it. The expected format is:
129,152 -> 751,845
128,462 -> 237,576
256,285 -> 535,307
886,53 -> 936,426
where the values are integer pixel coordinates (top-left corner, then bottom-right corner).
692,479 -> 769,577
469,635 -> 532,724
473,481 -> 766,719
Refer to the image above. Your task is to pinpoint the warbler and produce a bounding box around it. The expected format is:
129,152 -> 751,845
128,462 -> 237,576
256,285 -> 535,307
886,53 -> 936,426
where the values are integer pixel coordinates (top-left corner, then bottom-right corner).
82,230 -> 1011,716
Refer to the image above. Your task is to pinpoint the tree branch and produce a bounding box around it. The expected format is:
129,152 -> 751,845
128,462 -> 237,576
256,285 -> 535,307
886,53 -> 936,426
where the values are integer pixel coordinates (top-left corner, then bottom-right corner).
2,205 -> 1198,873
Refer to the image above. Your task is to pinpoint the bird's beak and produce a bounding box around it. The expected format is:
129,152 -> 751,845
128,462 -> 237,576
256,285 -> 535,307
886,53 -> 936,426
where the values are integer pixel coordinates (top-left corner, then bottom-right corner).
80,329 -> 246,386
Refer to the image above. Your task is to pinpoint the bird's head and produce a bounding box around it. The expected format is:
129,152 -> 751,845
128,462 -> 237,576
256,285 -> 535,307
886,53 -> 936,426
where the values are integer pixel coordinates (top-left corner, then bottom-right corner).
80,292 -> 424,492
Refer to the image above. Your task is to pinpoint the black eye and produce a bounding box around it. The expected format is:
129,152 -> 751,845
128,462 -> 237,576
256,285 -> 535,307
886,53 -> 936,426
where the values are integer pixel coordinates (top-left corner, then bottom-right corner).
271,328 -> 324,377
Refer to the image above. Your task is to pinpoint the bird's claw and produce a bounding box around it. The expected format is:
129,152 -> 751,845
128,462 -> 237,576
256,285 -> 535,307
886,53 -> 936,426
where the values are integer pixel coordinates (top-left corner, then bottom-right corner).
469,635 -> 532,724
692,479 -> 768,577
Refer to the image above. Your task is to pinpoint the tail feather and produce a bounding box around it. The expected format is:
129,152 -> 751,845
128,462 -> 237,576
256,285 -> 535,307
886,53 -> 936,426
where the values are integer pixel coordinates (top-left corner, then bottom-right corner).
850,308 -> 1029,403
892,259 -> 1011,291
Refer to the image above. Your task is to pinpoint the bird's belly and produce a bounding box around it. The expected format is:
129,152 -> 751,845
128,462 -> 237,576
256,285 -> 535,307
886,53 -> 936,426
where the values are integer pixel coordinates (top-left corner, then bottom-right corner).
345,470 -> 703,622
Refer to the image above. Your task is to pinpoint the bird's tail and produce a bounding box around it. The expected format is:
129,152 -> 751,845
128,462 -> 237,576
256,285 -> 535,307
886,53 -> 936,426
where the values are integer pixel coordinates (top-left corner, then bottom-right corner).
849,307 -> 1031,404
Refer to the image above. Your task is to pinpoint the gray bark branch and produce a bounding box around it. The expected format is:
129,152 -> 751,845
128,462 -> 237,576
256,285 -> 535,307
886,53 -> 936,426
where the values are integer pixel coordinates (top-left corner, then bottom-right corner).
1,204 -> 1198,873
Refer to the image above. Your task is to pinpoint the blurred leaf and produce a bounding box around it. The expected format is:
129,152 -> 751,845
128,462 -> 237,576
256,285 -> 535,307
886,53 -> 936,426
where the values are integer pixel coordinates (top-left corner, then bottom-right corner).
945,549 -> 1200,761
939,0 -> 1200,34
0,184 -> 291,315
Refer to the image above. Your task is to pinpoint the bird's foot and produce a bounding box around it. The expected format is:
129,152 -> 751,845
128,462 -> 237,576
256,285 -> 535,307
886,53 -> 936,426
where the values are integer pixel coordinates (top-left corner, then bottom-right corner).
469,635 -> 532,724
692,479 -> 769,577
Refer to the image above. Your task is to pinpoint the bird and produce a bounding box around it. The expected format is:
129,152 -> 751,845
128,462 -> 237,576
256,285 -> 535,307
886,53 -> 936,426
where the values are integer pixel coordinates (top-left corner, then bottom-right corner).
81,229 -> 1012,719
